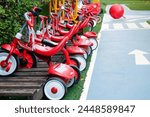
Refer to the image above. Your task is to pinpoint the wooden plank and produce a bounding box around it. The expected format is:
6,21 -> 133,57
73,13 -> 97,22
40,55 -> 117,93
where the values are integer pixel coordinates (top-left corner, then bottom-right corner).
0,76 -> 47,79
0,89 -> 37,96
0,55 -> 65,99
29,87 -> 44,100
14,71 -> 48,76
17,68 -> 48,72
37,64 -> 48,68
38,61 -> 48,65
36,64 -> 49,68
36,61 -> 48,68
0,77 -> 47,82
51,57 -> 64,62
0,82 -> 42,88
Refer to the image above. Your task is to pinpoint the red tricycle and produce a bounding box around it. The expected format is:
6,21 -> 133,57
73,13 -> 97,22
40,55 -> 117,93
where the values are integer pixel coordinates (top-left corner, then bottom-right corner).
0,7 -> 80,100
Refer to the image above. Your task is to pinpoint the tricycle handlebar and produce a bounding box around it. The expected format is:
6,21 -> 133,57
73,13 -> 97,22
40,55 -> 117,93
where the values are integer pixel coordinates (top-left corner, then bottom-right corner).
24,12 -> 30,21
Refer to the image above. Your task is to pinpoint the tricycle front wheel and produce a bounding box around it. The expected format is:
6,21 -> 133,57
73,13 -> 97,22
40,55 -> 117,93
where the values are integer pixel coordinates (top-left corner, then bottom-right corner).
0,51 -> 18,76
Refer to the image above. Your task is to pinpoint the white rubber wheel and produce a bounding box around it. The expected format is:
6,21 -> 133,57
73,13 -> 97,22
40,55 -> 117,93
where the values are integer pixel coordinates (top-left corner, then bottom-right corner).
92,20 -> 97,27
0,52 -> 18,76
83,50 -> 88,59
70,65 -> 80,84
66,77 -> 75,88
88,25 -> 93,31
44,78 -> 67,100
72,55 -> 86,71
89,38 -> 98,50
87,46 -> 92,55
97,16 -> 101,23
88,21 -> 94,31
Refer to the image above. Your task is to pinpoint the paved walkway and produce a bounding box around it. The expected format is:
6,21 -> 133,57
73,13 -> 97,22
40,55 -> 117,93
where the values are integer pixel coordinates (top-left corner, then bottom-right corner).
103,5 -> 150,30
81,5 -> 150,100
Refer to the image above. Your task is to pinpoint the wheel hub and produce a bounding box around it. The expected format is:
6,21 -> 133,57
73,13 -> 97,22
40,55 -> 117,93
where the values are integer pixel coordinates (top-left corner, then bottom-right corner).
0,60 -> 7,68
51,87 -> 58,94
19,58 -> 28,67
0,60 -> 12,72
5,62 -> 12,72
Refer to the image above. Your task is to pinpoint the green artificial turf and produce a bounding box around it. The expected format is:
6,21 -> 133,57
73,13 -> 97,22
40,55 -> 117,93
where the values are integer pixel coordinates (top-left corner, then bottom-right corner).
64,55 -> 92,100
63,15 -> 103,100
101,0 -> 150,10
147,20 -> 150,25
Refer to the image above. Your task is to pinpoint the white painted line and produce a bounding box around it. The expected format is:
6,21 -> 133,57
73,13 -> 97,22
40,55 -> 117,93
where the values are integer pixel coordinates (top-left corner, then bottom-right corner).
127,16 -> 150,22
102,23 -> 109,30
129,49 -> 150,65
113,23 -> 124,30
126,23 -> 139,29
80,31 -> 101,100
103,28 -> 150,32
140,22 -> 150,29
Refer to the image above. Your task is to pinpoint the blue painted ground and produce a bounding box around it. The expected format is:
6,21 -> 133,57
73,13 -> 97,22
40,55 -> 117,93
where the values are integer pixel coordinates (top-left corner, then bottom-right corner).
87,29 -> 150,100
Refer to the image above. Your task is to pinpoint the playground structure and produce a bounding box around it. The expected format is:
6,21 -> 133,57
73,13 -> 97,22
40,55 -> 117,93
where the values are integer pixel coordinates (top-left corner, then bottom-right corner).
49,0 -> 100,23
83,0 -> 100,4
49,0 -> 78,23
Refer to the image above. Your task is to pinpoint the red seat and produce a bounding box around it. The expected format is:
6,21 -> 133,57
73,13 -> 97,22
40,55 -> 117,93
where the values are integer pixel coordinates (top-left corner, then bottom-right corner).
48,63 -> 75,80
66,46 -> 85,54
73,39 -> 93,46
34,44 -> 54,56
66,23 -> 74,29
83,31 -> 97,38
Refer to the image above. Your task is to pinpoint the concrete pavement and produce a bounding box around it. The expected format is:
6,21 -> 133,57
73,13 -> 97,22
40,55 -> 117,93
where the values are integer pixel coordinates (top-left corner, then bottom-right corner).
83,5 -> 150,100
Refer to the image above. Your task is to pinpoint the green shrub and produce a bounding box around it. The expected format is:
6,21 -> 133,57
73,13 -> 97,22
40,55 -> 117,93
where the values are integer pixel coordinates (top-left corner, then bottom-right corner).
0,0 -> 49,44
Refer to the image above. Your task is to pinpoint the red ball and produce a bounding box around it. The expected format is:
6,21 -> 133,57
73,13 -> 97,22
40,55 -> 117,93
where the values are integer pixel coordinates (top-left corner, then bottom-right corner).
109,4 -> 124,19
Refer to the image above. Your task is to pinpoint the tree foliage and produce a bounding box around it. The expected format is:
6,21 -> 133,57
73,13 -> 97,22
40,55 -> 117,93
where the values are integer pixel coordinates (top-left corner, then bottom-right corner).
0,0 -> 49,44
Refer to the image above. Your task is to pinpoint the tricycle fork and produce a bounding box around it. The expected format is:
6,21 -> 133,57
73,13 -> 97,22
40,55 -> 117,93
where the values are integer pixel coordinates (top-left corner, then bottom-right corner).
4,46 -> 16,63
61,48 -> 71,65
0,39 -> 18,67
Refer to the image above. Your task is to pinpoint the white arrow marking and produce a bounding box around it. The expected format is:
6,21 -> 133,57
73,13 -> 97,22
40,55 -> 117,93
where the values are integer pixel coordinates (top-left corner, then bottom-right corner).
128,49 -> 150,65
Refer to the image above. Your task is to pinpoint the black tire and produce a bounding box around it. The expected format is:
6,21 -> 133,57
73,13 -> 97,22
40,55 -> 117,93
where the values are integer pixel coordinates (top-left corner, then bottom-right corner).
83,50 -> 88,59
100,8 -> 104,14
88,21 -> 94,31
70,57 -> 80,68
70,65 -> 80,84
97,16 -> 101,23
66,77 -> 75,88
63,57 -> 80,68
87,46 -> 93,55
89,38 -> 98,50
71,55 -> 87,71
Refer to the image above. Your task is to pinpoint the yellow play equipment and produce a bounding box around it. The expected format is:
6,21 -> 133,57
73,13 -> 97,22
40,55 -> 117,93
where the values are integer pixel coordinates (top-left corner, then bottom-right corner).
92,0 -> 100,3
49,0 -> 64,13
49,0 -> 78,23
